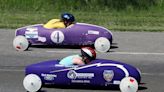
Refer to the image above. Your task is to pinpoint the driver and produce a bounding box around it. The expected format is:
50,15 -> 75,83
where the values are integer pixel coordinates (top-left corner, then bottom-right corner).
59,47 -> 96,67
44,13 -> 75,29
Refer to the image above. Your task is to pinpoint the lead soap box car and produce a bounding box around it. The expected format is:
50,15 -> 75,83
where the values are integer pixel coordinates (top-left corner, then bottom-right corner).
13,23 -> 113,52
23,59 -> 141,92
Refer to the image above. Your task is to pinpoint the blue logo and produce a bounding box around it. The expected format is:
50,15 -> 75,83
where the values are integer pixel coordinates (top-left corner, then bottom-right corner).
103,70 -> 114,82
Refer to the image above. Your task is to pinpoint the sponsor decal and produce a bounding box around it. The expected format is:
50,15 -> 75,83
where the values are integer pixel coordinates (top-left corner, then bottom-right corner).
88,30 -> 99,35
113,80 -> 121,84
41,73 -> 57,81
67,70 -> 94,79
25,27 -> 38,38
71,80 -> 90,83
38,36 -> 46,42
50,31 -> 64,43
77,23 -> 113,36
103,70 -> 114,82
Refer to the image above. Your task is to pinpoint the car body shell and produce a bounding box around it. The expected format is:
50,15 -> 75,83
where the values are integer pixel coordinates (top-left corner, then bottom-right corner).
15,23 -> 113,46
25,59 -> 141,87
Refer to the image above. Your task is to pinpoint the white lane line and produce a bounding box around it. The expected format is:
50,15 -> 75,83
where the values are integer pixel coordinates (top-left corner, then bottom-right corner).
142,73 -> 164,76
0,69 -> 24,72
111,52 -> 164,55
46,50 -> 164,55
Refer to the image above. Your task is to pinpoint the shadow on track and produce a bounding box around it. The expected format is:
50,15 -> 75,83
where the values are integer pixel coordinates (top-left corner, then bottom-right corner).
29,43 -> 119,51
38,84 -> 147,92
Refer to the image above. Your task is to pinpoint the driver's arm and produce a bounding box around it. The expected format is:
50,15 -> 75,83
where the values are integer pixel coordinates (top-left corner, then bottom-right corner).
72,57 -> 84,65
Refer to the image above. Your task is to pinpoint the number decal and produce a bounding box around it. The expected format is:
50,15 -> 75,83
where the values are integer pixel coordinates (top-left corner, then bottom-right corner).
51,31 -> 64,43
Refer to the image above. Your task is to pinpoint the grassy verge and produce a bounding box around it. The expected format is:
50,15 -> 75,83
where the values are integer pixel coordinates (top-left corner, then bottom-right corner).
0,10 -> 164,32
0,0 -> 164,31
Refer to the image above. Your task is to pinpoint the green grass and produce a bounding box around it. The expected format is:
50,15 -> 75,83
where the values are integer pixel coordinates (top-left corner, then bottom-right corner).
0,10 -> 164,32
1,0 -> 163,12
0,0 -> 164,31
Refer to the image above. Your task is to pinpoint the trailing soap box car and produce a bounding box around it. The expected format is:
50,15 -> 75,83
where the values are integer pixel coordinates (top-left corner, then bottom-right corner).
13,23 -> 113,52
23,59 -> 141,92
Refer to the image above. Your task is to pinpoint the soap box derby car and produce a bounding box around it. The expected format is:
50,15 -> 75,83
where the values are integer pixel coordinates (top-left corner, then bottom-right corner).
23,59 -> 141,92
13,23 -> 113,52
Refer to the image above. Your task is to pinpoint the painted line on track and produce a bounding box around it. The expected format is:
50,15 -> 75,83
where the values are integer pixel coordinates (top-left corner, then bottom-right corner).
110,52 -> 164,55
46,50 -> 164,55
0,69 -> 24,72
142,73 -> 164,76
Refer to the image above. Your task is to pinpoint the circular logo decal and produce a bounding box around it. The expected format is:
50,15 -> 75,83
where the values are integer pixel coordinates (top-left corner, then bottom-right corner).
67,70 -> 77,79
50,31 -> 64,43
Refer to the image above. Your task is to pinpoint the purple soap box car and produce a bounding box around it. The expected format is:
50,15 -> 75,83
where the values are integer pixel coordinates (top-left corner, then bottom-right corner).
23,58 -> 141,92
13,23 -> 113,52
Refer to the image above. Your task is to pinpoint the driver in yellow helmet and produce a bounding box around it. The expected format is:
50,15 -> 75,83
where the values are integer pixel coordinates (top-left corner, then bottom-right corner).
44,13 -> 75,29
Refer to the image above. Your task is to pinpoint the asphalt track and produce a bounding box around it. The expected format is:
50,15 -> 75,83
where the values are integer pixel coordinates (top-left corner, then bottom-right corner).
0,29 -> 164,92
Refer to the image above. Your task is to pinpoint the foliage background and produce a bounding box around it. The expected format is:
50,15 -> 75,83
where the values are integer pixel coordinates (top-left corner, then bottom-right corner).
0,0 -> 163,12
0,0 -> 164,31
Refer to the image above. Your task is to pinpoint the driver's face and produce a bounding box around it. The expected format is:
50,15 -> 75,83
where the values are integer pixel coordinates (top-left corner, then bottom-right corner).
82,56 -> 90,64
63,21 -> 70,26
82,56 -> 87,60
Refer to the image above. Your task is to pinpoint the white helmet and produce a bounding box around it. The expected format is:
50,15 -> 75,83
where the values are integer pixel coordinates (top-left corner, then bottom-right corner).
81,47 -> 96,64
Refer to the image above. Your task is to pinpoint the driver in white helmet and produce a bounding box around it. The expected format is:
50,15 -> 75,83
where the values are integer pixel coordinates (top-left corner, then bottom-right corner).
59,47 -> 96,67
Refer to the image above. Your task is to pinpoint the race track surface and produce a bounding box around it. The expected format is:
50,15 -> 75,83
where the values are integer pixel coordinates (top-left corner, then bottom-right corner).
0,29 -> 164,92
